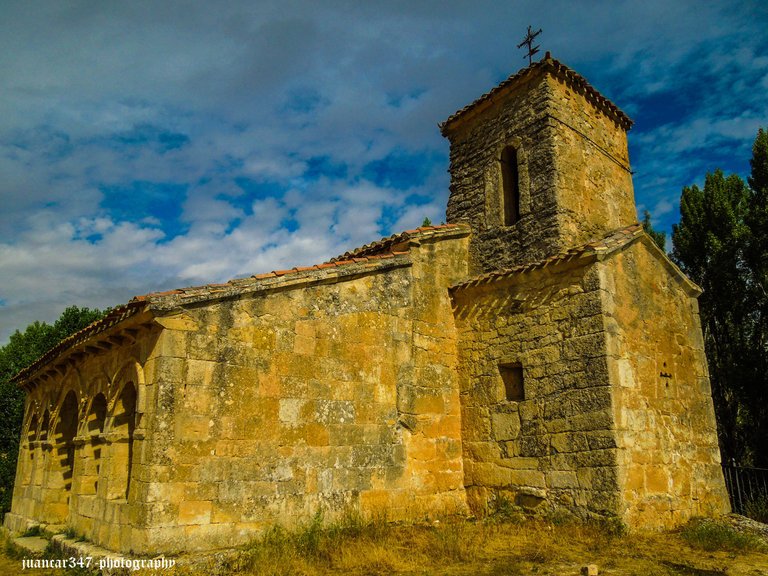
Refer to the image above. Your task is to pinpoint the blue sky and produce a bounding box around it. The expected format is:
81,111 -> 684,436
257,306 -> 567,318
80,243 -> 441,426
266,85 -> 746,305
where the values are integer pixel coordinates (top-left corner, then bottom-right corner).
1,0 -> 767,342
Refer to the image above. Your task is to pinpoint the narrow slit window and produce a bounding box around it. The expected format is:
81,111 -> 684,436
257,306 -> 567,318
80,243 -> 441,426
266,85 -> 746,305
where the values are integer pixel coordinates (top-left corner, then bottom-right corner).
500,146 -> 520,226
499,363 -> 524,401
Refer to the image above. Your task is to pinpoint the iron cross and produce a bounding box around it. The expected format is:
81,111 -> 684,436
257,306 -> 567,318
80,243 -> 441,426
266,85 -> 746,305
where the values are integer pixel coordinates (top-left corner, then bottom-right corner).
517,26 -> 542,65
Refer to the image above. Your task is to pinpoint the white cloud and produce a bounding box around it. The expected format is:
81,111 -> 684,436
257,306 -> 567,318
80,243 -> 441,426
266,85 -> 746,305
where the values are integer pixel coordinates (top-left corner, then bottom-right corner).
1,0 -> 767,341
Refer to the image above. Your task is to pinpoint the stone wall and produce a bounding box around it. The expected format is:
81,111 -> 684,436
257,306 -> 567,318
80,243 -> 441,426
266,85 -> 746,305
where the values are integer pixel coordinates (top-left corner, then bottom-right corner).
445,71 -> 562,273
600,239 -> 730,527
547,74 -> 637,247
134,233 -> 470,553
451,257 -> 621,520
6,231 -> 471,555
5,315 -> 160,552
444,67 -> 636,275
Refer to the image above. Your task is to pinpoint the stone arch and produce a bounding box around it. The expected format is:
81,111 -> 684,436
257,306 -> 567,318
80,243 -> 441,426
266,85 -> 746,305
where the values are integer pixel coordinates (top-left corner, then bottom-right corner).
38,391 -> 79,524
39,408 -> 51,444
25,412 -> 39,443
483,137 -> 531,230
52,391 -> 79,494
111,359 -> 145,416
36,409 -> 51,488
22,412 -> 39,485
500,145 -> 521,226
106,382 -> 137,500
79,393 -> 108,497
87,394 -> 108,435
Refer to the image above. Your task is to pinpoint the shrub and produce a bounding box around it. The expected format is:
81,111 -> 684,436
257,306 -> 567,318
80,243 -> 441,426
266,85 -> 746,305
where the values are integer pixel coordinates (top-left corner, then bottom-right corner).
680,518 -> 764,552
742,491 -> 768,524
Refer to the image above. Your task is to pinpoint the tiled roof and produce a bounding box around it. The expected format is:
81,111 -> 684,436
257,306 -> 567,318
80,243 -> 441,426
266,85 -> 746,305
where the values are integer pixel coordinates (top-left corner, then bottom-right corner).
440,52 -> 633,135
450,223 -> 644,291
135,224 -> 469,309
14,225 -> 470,383
13,253 -> 413,385
133,250 -> 412,309
11,301 -> 147,384
328,223 -> 469,262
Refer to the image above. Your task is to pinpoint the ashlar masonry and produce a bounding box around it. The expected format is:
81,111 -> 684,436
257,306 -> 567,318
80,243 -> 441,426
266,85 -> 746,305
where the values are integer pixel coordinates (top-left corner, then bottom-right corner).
5,54 -> 729,554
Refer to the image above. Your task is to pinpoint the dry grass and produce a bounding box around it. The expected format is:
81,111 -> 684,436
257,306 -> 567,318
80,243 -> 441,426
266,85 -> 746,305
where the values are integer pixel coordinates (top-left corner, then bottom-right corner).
163,513 -> 768,576
3,514 -> 768,575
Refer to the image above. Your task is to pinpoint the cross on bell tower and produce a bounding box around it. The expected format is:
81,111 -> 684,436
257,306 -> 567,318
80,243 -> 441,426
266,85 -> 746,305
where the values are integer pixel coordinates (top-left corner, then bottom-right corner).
517,25 -> 542,65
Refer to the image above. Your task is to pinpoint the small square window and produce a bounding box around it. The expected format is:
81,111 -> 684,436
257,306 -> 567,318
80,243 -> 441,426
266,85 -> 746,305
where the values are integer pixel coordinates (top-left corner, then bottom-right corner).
499,363 -> 524,401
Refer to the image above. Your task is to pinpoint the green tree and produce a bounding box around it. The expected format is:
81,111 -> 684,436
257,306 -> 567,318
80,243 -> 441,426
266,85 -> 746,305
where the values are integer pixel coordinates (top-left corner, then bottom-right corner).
672,128 -> 768,466
743,128 -> 768,464
641,209 -> 666,251
0,305 -> 104,513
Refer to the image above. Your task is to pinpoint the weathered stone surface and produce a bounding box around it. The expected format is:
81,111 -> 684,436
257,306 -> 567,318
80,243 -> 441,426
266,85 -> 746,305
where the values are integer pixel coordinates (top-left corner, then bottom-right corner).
5,55 -> 728,555
601,239 -> 730,528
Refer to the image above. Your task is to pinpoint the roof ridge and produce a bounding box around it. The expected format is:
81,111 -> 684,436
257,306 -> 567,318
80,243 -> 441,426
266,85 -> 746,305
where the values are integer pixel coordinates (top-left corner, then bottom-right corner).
134,224 -> 470,303
13,248 -> 418,385
12,301 -> 146,383
133,250 -> 412,304
328,222 -> 468,263
440,53 -> 632,134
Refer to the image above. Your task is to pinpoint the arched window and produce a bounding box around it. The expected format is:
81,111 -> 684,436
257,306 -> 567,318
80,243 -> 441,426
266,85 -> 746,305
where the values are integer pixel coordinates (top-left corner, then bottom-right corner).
500,146 -> 520,226
40,410 -> 50,443
53,392 -> 79,494
88,394 -> 107,435
108,383 -> 136,500
23,414 -> 38,484
80,394 -> 107,496
36,410 -> 50,487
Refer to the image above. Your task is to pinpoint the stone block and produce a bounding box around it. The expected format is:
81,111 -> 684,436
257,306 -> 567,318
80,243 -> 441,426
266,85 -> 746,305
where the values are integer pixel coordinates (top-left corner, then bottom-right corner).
412,392 -> 446,415
178,500 -> 213,525
548,470 -> 579,489
175,415 -> 211,442
491,411 -> 521,441
645,466 -> 669,493
278,398 -> 307,427
408,438 -> 436,461
507,469 -> 546,488
625,464 -> 644,492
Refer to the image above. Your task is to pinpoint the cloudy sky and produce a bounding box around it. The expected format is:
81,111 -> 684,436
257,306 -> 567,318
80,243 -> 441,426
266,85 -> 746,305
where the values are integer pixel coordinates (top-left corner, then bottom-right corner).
1,0 -> 767,343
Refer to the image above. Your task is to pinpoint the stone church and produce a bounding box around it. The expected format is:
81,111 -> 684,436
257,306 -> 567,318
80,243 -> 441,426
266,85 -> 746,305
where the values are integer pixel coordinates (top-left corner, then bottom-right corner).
5,54 -> 729,554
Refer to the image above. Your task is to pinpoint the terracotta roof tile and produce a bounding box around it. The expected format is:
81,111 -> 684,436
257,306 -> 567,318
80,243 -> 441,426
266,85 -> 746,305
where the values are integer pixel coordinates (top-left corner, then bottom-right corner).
125,225 -> 471,308
15,224 -> 472,384
440,52 -> 632,135
328,223 -> 468,263
12,301 -> 147,384
451,223 -> 643,291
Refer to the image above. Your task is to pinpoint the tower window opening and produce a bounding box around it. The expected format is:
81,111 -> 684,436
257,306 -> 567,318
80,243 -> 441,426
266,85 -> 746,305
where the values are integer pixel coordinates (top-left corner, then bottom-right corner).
501,146 -> 520,225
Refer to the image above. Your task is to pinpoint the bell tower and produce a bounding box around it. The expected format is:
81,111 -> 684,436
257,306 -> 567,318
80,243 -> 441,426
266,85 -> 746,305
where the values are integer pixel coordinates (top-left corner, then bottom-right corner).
441,53 -> 637,273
